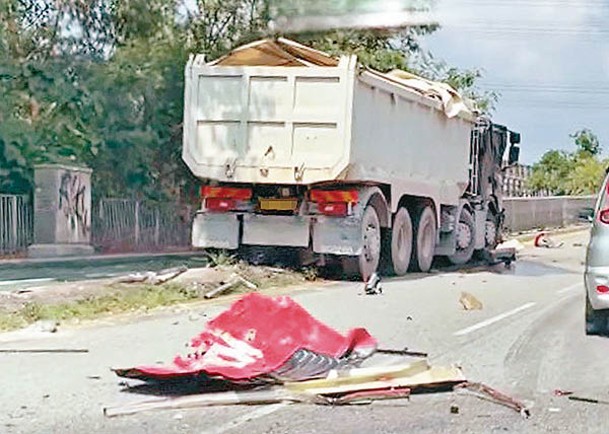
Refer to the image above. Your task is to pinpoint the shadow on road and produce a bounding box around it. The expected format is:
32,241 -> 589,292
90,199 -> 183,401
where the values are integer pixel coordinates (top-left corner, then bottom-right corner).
119,377 -> 257,397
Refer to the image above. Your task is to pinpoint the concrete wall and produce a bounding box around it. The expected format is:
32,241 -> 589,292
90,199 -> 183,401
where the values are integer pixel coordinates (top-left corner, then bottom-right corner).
33,164 -> 92,245
503,195 -> 596,232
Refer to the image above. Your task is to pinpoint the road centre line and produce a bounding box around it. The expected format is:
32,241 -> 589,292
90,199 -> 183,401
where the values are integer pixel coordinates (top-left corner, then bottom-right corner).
454,302 -> 537,336
202,403 -> 288,434
556,282 -> 583,295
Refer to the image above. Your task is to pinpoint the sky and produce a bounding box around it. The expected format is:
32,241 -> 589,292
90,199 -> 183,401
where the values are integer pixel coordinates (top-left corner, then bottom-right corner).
423,0 -> 609,164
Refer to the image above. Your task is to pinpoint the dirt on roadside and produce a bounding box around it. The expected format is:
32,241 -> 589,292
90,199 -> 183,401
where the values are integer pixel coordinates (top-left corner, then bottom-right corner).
0,263 -> 317,331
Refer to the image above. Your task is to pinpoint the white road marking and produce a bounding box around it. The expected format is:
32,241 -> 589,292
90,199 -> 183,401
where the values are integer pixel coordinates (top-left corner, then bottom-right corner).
84,272 -> 122,278
0,278 -> 55,287
201,403 -> 288,434
454,302 -> 537,336
556,282 -> 583,295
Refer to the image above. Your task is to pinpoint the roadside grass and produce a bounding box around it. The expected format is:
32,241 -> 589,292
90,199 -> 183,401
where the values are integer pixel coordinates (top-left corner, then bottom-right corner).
0,266 -> 313,332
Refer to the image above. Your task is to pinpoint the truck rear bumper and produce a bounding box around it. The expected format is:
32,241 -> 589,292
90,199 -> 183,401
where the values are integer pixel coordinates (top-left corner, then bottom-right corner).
191,212 -> 362,254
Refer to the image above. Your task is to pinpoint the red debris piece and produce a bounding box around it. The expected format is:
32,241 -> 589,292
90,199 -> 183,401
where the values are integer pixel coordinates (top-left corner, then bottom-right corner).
114,293 -> 377,382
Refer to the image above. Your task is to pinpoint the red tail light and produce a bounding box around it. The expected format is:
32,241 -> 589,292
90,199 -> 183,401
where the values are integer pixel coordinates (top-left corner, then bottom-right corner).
201,186 -> 252,200
205,198 -> 236,212
310,189 -> 358,204
597,285 -> 609,294
599,209 -> 609,225
319,202 -> 348,217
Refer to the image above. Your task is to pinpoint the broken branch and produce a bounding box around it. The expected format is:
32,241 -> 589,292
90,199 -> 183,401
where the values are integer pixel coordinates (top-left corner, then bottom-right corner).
455,382 -> 530,417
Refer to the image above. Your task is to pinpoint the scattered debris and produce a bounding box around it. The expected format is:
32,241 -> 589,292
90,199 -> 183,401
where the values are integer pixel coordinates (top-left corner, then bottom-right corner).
322,387 -> 411,406
116,266 -> 188,285
568,395 -> 609,405
203,273 -> 258,299
105,294 -> 529,420
455,382 -> 530,418
104,360 -> 465,417
364,273 -> 382,295
188,312 -> 202,322
534,233 -> 564,249
377,348 -> 428,358
450,404 -> 460,414
459,292 -> 483,311
496,239 -> 525,252
0,348 -> 89,354
26,320 -> 59,333
480,247 -> 516,268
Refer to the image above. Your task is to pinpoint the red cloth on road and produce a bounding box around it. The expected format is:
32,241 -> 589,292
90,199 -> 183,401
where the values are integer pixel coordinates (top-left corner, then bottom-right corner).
114,293 -> 377,381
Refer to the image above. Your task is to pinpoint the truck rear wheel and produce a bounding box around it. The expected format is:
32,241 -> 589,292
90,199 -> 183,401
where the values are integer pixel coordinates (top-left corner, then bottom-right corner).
447,208 -> 475,266
410,206 -> 436,273
390,207 -> 413,276
341,205 -> 381,281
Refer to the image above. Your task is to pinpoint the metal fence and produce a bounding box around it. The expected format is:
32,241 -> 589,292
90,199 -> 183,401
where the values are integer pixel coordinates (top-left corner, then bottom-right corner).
92,199 -> 193,253
0,194 -> 33,256
0,193 -> 597,256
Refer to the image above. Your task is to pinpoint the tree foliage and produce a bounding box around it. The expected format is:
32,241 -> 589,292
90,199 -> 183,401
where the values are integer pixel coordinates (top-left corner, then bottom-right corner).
572,128 -> 601,157
1,0 -> 493,200
528,130 -> 606,196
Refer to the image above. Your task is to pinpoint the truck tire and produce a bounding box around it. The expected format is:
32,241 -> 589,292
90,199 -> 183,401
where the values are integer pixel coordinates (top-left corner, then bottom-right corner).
341,205 -> 381,281
410,206 -> 436,273
447,208 -> 476,266
586,295 -> 608,336
390,207 -> 413,276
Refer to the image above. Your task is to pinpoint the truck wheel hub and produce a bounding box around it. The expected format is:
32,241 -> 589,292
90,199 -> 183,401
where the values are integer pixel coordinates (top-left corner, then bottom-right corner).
456,222 -> 472,250
485,220 -> 497,246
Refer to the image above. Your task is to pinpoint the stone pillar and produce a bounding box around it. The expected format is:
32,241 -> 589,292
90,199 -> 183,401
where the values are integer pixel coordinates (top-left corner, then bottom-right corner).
28,164 -> 95,258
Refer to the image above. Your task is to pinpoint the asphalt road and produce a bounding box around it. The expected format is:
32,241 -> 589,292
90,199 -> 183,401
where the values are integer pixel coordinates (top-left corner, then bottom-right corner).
2,231 -> 608,434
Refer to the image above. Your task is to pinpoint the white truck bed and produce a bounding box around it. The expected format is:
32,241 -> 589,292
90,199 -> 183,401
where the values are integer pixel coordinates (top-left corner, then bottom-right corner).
182,38 -> 475,206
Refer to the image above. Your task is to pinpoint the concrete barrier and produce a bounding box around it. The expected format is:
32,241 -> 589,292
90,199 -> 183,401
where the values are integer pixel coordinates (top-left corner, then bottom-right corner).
503,196 -> 596,232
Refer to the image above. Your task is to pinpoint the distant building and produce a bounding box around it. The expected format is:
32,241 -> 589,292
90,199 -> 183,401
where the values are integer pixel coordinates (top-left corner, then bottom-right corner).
502,163 -> 534,197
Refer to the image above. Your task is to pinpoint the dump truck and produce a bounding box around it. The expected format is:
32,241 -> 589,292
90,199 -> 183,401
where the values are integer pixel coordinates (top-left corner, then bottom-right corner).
182,38 -> 521,279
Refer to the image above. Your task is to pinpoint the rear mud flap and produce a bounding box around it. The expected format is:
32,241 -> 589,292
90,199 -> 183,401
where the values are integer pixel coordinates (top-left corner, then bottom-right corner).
313,216 -> 362,255
192,213 -> 240,250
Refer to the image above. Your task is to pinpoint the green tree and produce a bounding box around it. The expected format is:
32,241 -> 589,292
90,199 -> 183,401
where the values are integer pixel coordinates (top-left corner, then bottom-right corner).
566,154 -> 606,195
528,129 -> 606,196
528,150 -> 573,196
571,128 -> 601,157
